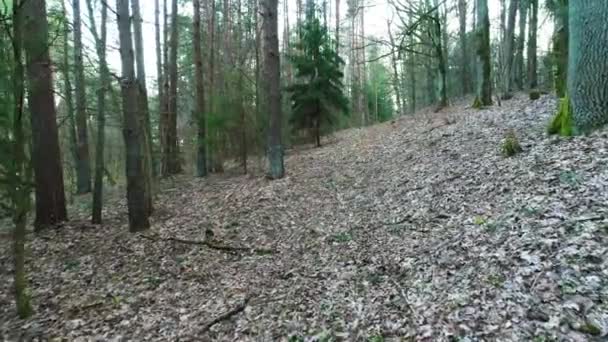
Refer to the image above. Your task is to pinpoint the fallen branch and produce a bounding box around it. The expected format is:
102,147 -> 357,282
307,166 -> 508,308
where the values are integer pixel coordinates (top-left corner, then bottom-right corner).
200,297 -> 250,333
140,234 -> 276,255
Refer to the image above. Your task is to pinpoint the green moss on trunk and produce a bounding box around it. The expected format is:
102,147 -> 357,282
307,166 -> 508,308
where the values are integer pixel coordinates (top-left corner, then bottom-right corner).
548,95 -> 573,136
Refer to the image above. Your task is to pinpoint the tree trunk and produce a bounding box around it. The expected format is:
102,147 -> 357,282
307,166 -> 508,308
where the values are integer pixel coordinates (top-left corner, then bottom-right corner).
11,0 -> 33,318
502,0 -> 518,98
131,0 -> 154,215
527,0 -> 538,89
387,22 -> 403,116
73,0 -> 92,194
569,1 -> 608,131
553,0 -> 568,97
408,16 -> 417,114
24,0 -> 68,230
457,0 -> 471,95
167,0 -> 181,174
160,0 -> 171,177
193,0 -> 207,177
262,0 -> 285,179
335,0 -> 340,52
116,0 -> 150,232
60,0 -> 78,188
513,0 -> 527,90
85,0 -> 109,224
474,0 -> 492,106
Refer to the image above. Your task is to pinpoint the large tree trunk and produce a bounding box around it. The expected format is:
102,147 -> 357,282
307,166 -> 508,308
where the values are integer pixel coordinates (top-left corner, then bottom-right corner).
502,0 -> 519,98
11,0 -> 32,318
116,0 -> 150,232
73,0 -> 92,194
527,0 -> 538,89
569,1 -> 608,131
193,0 -> 207,177
474,0 -> 492,106
262,0 -> 285,179
513,0 -> 527,90
457,0 -> 471,95
85,0 -> 109,224
131,0 -> 154,215
24,0 -> 68,230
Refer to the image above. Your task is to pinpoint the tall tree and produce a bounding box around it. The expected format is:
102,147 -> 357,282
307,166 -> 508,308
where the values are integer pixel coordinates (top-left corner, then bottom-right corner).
457,0 -> 471,94
513,0 -> 527,90
567,1 -> 608,131
262,0 -> 284,179
549,0 -> 568,97
387,22 -> 403,116
473,0 -> 492,107
193,0 -> 207,177
24,0 -> 68,229
73,0 -> 92,194
86,0 -> 109,224
155,0 -> 164,129
131,0 -> 154,214
116,0 -> 150,231
527,0 -> 538,89
501,0 -> 518,98
166,0 -> 181,174
9,0 -> 33,318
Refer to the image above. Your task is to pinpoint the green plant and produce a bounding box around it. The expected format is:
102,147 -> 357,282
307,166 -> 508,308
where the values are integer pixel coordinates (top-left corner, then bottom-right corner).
329,231 -> 352,243
529,89 -> 541,100
501,131 -> 523,157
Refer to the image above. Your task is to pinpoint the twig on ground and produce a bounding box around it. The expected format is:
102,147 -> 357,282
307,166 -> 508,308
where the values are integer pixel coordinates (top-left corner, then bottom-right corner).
200,297 -> 250,333
139,234 -> 276,255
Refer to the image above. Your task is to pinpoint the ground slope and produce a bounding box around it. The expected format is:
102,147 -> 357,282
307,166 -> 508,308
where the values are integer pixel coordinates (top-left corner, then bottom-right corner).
2,94 -> 608,341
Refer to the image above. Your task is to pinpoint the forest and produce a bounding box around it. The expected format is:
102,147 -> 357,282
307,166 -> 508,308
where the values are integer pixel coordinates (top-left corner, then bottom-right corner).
1,0 -> 607,340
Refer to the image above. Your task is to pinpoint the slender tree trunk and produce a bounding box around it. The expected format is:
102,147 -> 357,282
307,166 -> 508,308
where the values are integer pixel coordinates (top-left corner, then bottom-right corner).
116,0 -> 150,232
155,0 -> 164,146
359,1 -> 368,124
11,0 -> 32,318
569,1 -> 608,131
408,16 -> 417,113
458,0 -> 471,94
387,22 -> 403,116
24,0 -> 68,230
514,0 -> 527,90
85,0 -> 109,224
335,0 -> 340,52
193,0 -> 207,177
167,0 -> 181,174
527,0 -> 538,89
474,0 -> 492,106
502,0 -> 519,98
262,0 -> 285,179
160,0 -> 171,177
73,0 -> 92,194
60,0 -> 78,185
553,0 -> 568,97
131,0 -> 154,215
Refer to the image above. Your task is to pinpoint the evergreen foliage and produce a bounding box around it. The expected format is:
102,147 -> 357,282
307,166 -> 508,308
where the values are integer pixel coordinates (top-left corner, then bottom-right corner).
287,7 -> 348,147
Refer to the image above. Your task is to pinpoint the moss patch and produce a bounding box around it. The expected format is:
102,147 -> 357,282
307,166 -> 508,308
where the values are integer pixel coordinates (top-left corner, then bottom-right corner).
502,131 -> 523,157
472,96 -> 483,109
548,95 -> 574,136
529,90 -> 541,100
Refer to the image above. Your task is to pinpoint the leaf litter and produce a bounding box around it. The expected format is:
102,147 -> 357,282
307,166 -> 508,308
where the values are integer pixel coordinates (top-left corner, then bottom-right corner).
1,94 -> 608,341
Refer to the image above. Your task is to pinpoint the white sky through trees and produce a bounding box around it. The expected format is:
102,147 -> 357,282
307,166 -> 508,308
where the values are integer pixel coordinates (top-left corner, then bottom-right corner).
74,0 -> 553,94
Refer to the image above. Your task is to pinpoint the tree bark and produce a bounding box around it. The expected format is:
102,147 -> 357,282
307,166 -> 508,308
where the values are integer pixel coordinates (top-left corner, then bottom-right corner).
262,0 -> 285,179
193,0 -> 207,177
167,0 -> 181,174
474,0 -> 492,106
569,1 -> 608,131
160,0 -> 171,177
11,0 -> 32,318
73,0 -> 92,194
458,0 -> 471,94
131,0 -> 154,215
513,0 -> 527,90
553,0 -> 568,97
60,0 -> 78,188
527,0 -> 538,89
85,0 -> 109,224
116,0 -> 150,232
502,0 -> 519,98
24,0 -> 68,230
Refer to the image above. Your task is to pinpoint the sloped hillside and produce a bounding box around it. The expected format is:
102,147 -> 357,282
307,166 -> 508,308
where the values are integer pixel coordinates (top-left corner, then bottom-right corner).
2,94 -> 608,341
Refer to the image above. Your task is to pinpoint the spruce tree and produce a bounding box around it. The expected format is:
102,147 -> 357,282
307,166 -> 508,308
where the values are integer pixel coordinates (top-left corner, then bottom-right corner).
288,8 -> 348,147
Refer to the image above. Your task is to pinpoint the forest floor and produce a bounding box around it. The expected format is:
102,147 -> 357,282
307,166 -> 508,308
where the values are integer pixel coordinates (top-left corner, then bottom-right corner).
2,94 -> 608,341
